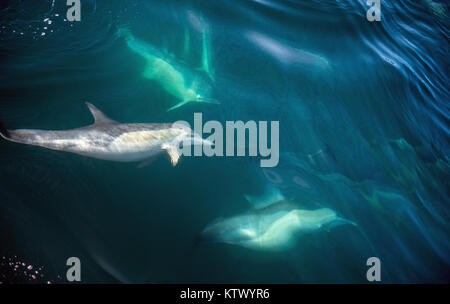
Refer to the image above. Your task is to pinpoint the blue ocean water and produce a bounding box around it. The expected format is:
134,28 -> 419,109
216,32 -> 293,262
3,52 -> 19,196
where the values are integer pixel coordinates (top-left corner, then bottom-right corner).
0,0 -> 448,283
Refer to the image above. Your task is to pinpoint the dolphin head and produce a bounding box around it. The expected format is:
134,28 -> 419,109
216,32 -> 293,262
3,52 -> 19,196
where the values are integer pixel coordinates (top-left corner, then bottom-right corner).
188,77 -> 218,105
183,88 -> 199,102
198,215 -> 259,246
169,121 -> 212,149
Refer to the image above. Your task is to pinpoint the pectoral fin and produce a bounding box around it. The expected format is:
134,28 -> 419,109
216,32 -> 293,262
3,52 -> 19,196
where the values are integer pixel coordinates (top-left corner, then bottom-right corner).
162,144 -> 181,166
167,98 -> 219,112
136,153 -> 162,168
167,100 -> 190,112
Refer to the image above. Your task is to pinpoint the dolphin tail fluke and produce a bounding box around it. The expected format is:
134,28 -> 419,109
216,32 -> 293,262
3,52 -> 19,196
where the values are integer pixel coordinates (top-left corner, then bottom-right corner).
0,121 -> 10,140
166,100 -> 191,112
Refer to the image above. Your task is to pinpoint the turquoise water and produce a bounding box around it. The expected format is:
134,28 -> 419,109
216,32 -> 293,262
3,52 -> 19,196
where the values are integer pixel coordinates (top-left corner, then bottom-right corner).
0,0 -> 448,283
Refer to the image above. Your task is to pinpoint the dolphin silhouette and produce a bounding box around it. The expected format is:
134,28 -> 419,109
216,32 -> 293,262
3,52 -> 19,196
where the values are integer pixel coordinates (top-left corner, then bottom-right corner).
0,102 -> 209,166
117,28 -> 218,111
198,200 -> 356,251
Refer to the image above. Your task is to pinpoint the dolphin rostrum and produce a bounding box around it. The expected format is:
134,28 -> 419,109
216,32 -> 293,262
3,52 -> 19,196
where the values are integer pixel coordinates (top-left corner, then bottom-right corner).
0,102 -> 208,166
198,200 -> 357,251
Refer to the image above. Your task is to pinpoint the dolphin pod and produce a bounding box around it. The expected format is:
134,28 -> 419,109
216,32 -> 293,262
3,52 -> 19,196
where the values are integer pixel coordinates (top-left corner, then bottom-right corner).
0,103 -> 210,166
117,27 -> 218,111
0,18 -> 356,257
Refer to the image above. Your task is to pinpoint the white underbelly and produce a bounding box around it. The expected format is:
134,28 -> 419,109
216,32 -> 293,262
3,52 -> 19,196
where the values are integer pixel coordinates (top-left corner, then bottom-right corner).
55,130 -> 177,162
78,147 -> 163,162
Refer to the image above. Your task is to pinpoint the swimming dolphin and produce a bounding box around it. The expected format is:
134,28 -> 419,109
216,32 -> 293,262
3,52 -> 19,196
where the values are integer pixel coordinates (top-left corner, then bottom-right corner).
0,102 -> 209,166
198,200 -> 356,251
117,28 -> 218,111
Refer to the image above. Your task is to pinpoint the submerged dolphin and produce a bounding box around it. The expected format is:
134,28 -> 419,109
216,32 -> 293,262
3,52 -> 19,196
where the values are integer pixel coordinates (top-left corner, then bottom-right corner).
118,28 -> 218,111
0,103 -> 208,166
198,200 -> 356,251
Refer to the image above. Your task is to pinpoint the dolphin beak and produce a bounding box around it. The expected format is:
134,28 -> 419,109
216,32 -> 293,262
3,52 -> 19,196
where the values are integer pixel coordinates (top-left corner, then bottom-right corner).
189,133 -> 212,147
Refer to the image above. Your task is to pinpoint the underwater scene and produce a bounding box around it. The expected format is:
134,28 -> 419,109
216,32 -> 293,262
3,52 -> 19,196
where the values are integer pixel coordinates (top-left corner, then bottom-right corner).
0,0 -> 448,284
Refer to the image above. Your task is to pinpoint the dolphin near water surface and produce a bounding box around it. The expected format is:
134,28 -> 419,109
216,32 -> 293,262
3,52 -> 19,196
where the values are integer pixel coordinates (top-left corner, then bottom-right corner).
0,103 -> 209,166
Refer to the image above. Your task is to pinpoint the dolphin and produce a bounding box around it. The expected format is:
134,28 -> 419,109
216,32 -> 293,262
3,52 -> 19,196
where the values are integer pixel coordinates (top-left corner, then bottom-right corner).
246,31 -> 329,69
198,200 -> 356,251
0,102 -> 209,166
117,28 -> 218,111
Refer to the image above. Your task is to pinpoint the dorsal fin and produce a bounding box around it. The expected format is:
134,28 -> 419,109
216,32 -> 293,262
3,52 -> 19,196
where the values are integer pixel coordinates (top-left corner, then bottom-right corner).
85,102 -> 117,124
